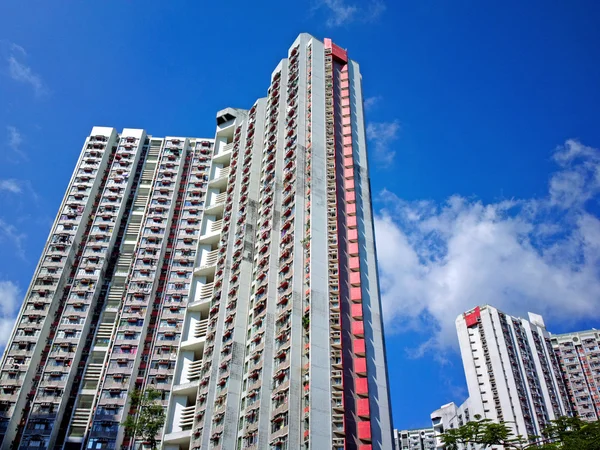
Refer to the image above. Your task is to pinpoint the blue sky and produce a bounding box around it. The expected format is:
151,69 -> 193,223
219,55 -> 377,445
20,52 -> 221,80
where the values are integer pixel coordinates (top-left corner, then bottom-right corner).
1,0 -> 600,430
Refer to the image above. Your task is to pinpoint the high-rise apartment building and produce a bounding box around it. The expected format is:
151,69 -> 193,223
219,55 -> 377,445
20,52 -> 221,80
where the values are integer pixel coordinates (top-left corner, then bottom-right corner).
455,306 -> 571,441
551,330 -> 600,421
393,428 -> 435,450
0,33 -> 393,450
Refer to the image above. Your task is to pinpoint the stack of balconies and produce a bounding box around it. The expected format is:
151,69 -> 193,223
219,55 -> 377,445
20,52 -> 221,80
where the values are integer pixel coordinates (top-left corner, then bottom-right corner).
323,45 -> 350,449
532,330 -> 563,417
264,45 -> 299,450
85,138 -> 183,449
61,134 -> 147,446
19,132 -> 133,449
300,42 -> 314,450
160,136 -> 234,450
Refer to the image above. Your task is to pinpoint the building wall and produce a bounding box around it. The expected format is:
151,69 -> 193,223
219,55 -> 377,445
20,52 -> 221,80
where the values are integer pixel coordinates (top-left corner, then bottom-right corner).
456,306 -> 571,442
552,330 -> 600,421
430,401 -> 475,450
0,33 -> 393,450
394,427 -> 436,450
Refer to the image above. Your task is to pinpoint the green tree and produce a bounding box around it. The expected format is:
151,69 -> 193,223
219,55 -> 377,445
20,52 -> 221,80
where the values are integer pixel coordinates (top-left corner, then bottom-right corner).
123,388 -> 166,450
537,416 -> 600,450
442,415 -> 529,449
441,415 -> 600,450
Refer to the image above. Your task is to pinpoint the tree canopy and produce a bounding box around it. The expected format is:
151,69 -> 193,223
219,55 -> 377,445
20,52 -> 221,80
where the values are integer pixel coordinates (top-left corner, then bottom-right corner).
442,415 -> 600,450
122,388 -> 166,450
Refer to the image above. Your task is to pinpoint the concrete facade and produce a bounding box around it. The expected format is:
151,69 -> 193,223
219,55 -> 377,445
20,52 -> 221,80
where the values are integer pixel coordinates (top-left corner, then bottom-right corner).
0,34 -> 393,450
551,329 -> 600,421
394,428 -> 436,450
430,401 -> 474,450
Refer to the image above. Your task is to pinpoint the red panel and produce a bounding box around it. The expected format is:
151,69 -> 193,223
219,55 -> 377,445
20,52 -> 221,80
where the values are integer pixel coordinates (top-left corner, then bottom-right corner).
356,377 -> 369,395
347,203 -> 357,216
343,125 -> 352,135
346,192 -> 356,204
464,306 -> 481,328
350,272 -> 361,287
340,67 -> 349,79
342,116 -> 352,126
350,287 -> 362,302
332,44 -> 348,63
348,242 -> 359,256
345,178 -> 355,190
358,421 -> 372,440
359,445 -> 373,450
344,156 -> 353,168
324,38 -> 349,63
343,136 -> 352,146
344,167 -> 354,179
352,321 -> 364,336
343,145 -> 353,157
349,256 -> 360,270
342,106 -> 351,116
340,79 -> 350,89
341,97 -> 350,107
348,228 -> 358,241
347,214 -> 357,228
351,303 -> 363,318
355,357 -> 367,374
354,338 -> 366,355
357,398 -> 370,417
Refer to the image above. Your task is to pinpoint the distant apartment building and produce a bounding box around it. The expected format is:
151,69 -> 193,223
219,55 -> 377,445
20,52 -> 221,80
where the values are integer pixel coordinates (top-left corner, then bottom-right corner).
394,427 -> 436,450
455,306 -> 572,440
430,308 -> 600,449
430,401 -> 474,450
0,33 -> 394,450
551,330 -> 600,421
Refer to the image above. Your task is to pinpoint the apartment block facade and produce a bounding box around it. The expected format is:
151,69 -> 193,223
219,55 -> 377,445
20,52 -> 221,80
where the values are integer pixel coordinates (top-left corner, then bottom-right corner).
0,33 -> 393,450
430,401 -> 473,450
455,306 -> 571,441
551,330 -> 600,421
393,428 -> 435,450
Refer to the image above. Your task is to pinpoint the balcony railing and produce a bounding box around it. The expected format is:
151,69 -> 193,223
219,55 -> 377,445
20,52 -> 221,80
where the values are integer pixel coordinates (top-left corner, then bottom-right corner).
180,405 -> 195,429
212,192 -> 227,206
197,283 -> 214,302
210,220 -> 223,233
194,319 -> 209,339
213,167 -> 230,180
187,359 -> 203,381
201,250 -> 219,268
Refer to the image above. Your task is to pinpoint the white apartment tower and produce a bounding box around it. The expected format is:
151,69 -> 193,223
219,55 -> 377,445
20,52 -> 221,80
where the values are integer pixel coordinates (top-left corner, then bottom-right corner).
456,306 -> 571,440
0,34 -> 394,450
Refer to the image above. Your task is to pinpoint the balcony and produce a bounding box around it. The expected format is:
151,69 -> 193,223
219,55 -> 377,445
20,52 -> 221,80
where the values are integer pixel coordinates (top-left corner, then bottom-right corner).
194,319 -> 209,339
213,142 -> 234,165
179,405 -> 195,430
207,191 -> 227,210
195,283 -> 214,303
209,167 -> 230,191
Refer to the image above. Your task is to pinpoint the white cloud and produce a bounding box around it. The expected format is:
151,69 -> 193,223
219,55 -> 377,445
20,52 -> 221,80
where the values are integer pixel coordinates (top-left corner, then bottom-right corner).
549,139 -> 600,208
0,281 -> 20,348
0,219 -> 26,259
317,0 -> 386,27
5,126 -> 27,162
375,139 -> 600,356
367,120 -> 401,165
5,43 -> 47,97
364,95 -> 382,111
0,179 -> 22,194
